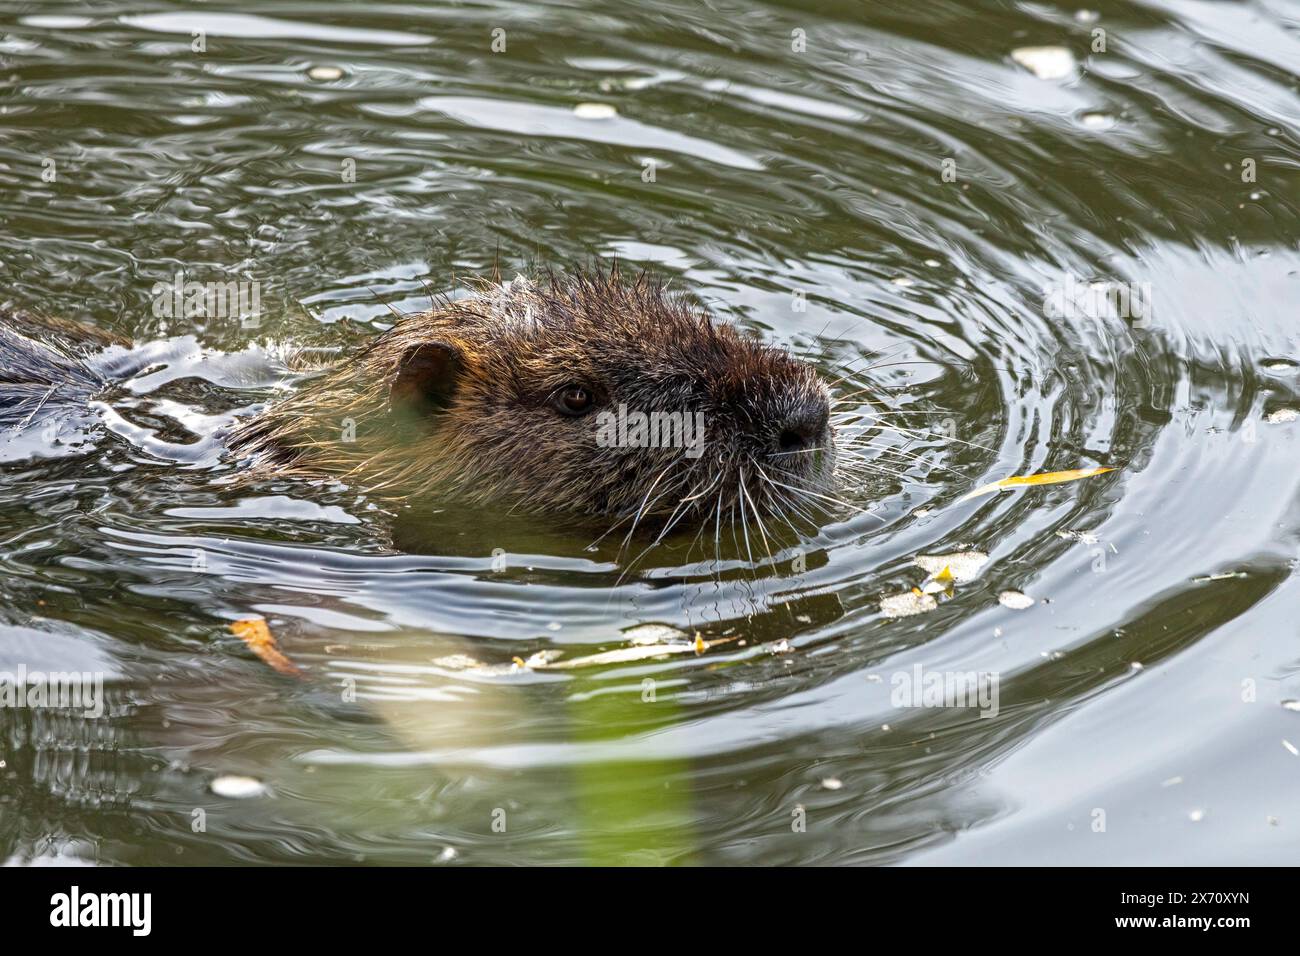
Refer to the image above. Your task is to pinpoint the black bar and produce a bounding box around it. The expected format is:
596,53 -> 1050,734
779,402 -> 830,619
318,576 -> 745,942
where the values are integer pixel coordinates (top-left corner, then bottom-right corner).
0,866 -> 1280,940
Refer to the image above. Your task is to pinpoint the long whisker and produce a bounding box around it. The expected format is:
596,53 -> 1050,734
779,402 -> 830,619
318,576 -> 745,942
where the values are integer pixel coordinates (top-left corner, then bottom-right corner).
739,469 -> 776,570
736,479 -> 756,568
821,347 -> 914,388
754,465 -> 817,537
683,486 -> 717,564
768,445 -> 831,457
614,496 -> 692,588
713,489 -> 724,572
871,421 -> 998,453
830,403 -> 954,417
618,462 -> 677,553
586,468 -> 679,552
838,439 -> 967,477
760,473 -> 884,521
769,489 -> 811,539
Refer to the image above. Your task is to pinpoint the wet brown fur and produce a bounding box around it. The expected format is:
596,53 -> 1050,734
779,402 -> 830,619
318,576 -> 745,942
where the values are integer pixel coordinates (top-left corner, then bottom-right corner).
226,268 -> 835,525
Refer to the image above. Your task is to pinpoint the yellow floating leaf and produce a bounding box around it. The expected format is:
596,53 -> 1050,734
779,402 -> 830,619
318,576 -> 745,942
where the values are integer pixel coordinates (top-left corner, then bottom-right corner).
920,562 -> 959,596
230,619 -> 303,678
957,467 -> 1114,503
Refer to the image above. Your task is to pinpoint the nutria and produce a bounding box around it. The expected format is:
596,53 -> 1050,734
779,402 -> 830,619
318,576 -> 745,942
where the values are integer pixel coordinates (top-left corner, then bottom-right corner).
2,270 -> 838,532
0,310 -> 126,415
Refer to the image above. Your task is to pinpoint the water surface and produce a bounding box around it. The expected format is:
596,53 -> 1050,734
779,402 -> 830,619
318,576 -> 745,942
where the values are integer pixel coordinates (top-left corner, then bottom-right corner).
1,0 -> 1298,865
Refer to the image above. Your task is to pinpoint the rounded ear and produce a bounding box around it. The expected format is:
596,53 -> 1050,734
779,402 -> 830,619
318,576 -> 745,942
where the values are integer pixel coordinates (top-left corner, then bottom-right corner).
389,341 -> 463,414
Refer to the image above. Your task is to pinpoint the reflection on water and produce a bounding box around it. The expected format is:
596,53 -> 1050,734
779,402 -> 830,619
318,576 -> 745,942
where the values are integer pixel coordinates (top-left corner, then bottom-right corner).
1,0 -> 1298,865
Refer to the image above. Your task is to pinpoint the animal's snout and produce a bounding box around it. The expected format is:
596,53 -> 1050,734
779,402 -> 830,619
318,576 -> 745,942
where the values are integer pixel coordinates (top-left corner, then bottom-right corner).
775,395 -> 830,453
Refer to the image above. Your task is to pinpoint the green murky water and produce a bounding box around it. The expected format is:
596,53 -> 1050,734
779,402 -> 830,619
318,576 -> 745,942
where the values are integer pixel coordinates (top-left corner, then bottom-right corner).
1,0 -> 1298,865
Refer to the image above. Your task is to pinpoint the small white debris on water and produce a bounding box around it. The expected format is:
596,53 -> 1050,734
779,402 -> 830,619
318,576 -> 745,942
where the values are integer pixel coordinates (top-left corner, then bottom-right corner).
1265,408 -> 1298,424
1010,46 -> 1077,80
436,846 -> 458,862
890,276 -> 915,287
881,723 -> 891,731
866,674 -> 882,683
913,507 -> 932,518
1284,739 -> 1299,757
998,590 -> 1035,610
1080,112 -> 1114,130
915,551 -> 989,582
624,624 -> 688,645
821,777 -> 844,790
573,102 -> 618,120
880,590 -> 938,617
1281,700 -> 1300,712
1161,776 -> 1183,787
210,775 -> 267,799
920,575 -> 952,595
1188,809 -> 1205,823
1075,10 -> 1099,23
1262,359 -> 1298,371
431,653 -> 482,671
523,649 -> 564,668
924,259 -> 942,268
1130,661 -> 1144,671
1192,571 -> 1248,583
769,639 -> 794,654
546,621 -> 562,631
306,66 -> 345,81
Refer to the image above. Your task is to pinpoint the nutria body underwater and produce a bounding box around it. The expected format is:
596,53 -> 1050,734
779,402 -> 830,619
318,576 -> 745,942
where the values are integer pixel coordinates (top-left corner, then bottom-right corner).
1,270 -> 852,540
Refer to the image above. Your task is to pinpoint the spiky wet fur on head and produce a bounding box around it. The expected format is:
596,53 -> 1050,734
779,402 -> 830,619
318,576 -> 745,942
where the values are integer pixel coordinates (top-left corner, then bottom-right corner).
227,269 -> 836,533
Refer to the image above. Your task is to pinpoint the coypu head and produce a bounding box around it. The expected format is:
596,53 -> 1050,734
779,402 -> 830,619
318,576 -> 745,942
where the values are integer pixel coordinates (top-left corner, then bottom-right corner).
228,269 -> 837,535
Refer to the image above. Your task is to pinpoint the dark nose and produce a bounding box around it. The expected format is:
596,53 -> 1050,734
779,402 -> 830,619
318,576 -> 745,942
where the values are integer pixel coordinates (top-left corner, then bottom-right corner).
776,397 -> 830,453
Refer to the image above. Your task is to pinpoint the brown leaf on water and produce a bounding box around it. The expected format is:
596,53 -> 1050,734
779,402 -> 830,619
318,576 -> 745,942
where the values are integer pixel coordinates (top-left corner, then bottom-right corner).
231,618 -> 304,678
957,467 -> 1115,503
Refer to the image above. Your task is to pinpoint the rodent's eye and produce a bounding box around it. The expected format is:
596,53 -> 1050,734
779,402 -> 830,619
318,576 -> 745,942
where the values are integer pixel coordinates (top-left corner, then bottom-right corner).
553,384 -> 597,417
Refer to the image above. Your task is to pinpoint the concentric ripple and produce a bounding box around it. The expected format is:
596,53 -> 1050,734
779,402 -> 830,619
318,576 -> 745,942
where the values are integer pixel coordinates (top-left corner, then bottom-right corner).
1,0 -> 1298,865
